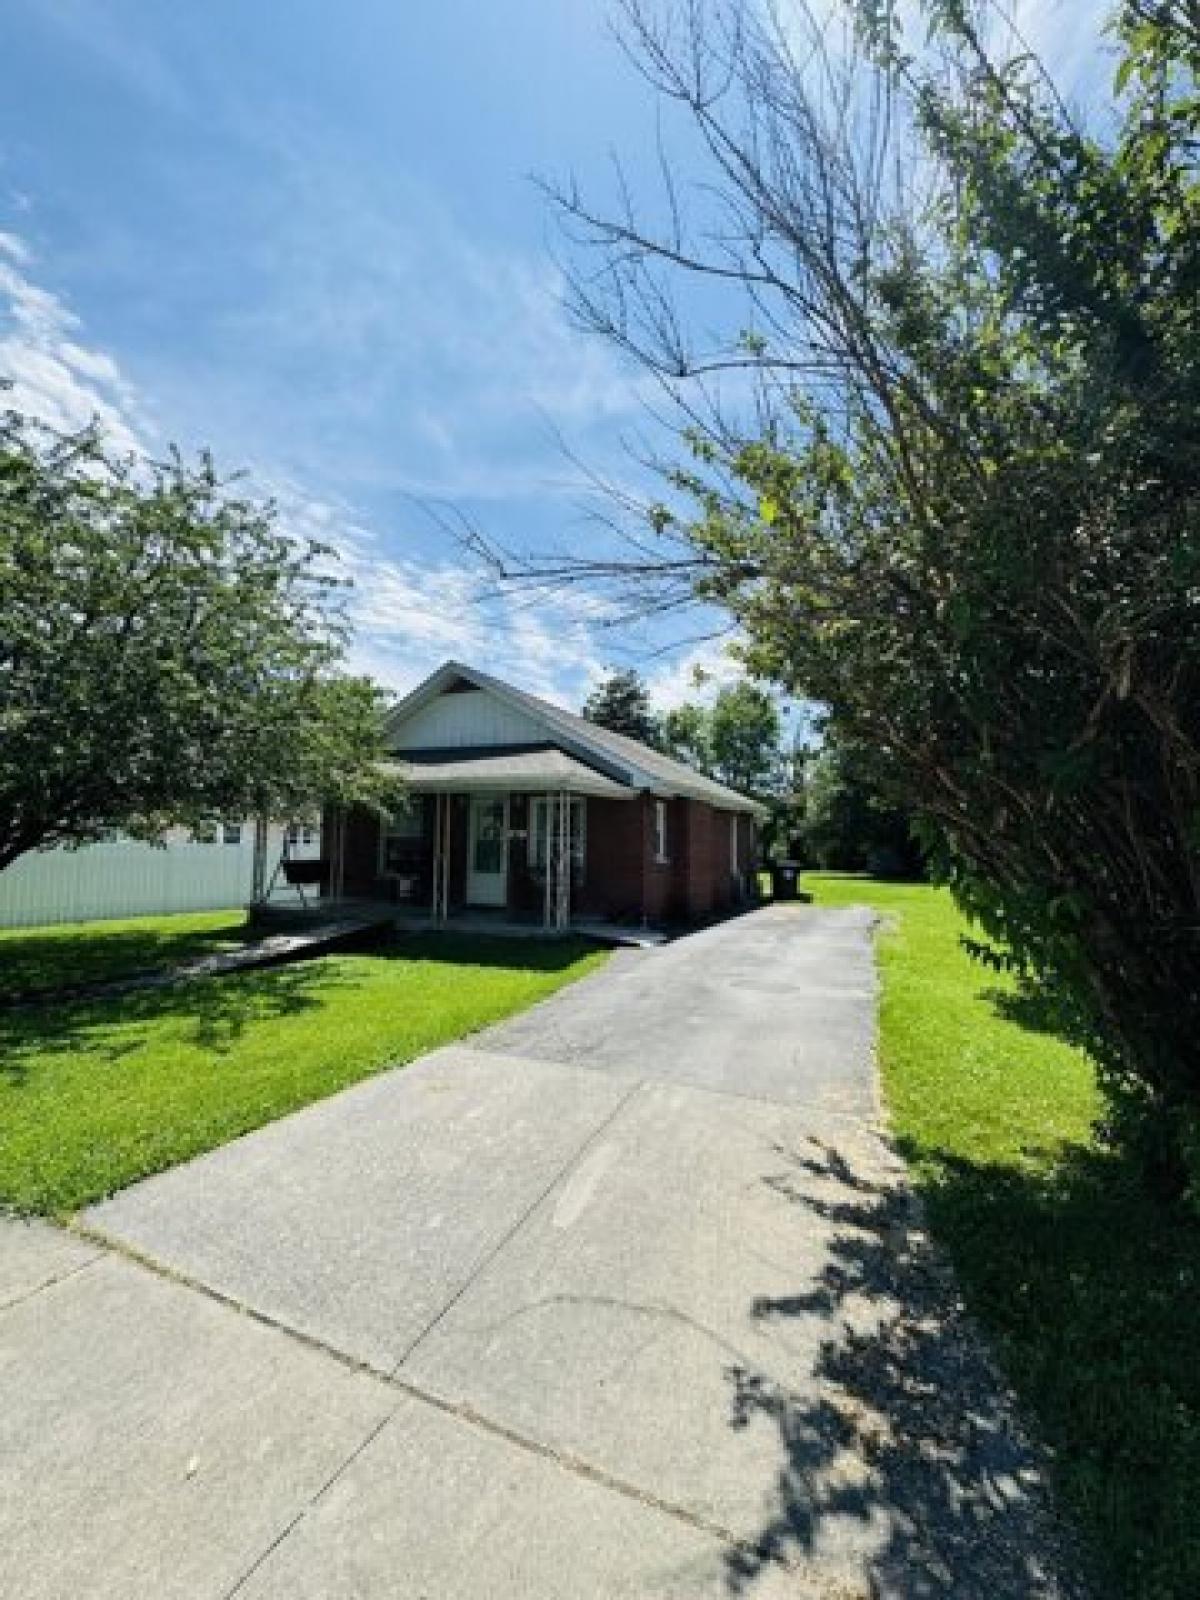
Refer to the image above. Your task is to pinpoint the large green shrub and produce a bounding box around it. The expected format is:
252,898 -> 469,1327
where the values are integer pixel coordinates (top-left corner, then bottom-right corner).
549,1 -> 1200,1190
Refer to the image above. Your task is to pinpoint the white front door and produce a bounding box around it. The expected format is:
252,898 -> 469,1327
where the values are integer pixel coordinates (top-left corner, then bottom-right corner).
467,793 -> 508,907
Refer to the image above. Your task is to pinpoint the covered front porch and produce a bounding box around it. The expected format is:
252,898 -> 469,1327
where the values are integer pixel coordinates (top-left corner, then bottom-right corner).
316,746 -> 644,935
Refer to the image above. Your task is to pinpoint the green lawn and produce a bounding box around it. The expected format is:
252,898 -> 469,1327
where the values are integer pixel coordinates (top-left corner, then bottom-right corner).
0,931 -> 606,1216
0,908 -> 252,1001
804,873 -> 1200,1600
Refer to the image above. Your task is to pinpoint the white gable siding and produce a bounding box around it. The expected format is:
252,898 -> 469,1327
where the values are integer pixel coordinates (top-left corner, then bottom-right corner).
390,687 -> 545,751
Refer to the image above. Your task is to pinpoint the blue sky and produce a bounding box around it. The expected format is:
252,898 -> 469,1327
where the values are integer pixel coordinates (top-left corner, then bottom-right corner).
0,0 -> 1116,709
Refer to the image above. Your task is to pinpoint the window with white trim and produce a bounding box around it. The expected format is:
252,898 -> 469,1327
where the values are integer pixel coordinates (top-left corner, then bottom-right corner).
222,822 -> 243,846
529,797 -> 586,886
380,803 -> 424,876
653,799 -> 669,864
286,822 -> 318,848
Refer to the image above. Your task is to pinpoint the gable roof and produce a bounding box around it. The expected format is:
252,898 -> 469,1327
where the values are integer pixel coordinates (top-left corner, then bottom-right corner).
385,661 -> 767,815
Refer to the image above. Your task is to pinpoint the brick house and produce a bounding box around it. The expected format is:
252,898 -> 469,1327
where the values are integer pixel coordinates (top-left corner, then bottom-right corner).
322,660 -> 765,931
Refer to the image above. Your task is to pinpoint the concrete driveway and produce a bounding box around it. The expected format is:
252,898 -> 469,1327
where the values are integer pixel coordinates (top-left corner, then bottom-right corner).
1,906 -> 1080,1598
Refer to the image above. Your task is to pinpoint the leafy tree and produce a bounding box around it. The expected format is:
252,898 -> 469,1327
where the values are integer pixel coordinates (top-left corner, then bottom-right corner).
582,668 -> 660,745
659,682 -> 783,795
707,682 -> 781,796
536,2 -> 1200,1192
0,411 -> 395,873
660,701 -> 711,771
801,738 -> 924,879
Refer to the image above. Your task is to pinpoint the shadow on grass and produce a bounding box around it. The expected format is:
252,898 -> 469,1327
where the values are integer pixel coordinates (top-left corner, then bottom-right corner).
904,1140 -> 1200,1600
979,980 -> 1066,1039
0,918 -> 252,1003
725,1137 -> 1087,1598
0,933 -> 599,1089
0,958 -> 355,1086
384,930 -> 603,975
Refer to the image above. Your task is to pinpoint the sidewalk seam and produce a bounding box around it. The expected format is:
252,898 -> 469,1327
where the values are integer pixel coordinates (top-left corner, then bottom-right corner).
388,1075 -> 645,1375
462,1043 -> 881,1129
74,1222 -> 795,1583
220,1407 -> 402,1599
0,1246 -> 106,1316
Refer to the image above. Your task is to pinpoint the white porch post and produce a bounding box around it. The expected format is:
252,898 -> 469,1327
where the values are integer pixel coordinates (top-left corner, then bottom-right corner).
542,791 -> 553,931
555,788 -> 571,932
441,795 -> 451,922
430,793 -> 451,924
538,791 -> 573,933
438,790 -> 448,921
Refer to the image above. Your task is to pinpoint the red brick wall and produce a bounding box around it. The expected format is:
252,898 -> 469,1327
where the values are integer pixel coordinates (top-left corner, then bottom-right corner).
509,793 -> 678,924
575,796 -> 646,921
675,800 -> 758,921
329,792 -> 756,925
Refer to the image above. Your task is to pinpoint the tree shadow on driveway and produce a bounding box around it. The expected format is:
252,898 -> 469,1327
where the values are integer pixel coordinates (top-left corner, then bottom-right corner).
725,1138 -> 1090,1598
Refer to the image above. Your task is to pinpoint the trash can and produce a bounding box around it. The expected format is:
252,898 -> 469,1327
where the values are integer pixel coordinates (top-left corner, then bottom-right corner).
771,860 -> 801,901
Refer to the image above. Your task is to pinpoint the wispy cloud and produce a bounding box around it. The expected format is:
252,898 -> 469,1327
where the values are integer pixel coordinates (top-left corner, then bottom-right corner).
0,228 -> 31,265
1010,0 -> 1119,109
0,233 -> 147,452
12,0 -> 190,115
166,117 -> 653,506
232,466 -> 618,704
779,0 -> 1116,111
0,233 -> 617,706
642,637 -> 744,711
2,236 -> 630,707
334,537 -> 610,706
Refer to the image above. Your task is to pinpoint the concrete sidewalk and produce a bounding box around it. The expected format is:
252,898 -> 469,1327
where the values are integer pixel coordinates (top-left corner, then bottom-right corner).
1,906 -> 1083,1598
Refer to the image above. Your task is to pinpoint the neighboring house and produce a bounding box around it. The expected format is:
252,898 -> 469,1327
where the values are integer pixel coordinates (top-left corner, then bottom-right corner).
322,660 -> 765,930
0,822 -> 320,930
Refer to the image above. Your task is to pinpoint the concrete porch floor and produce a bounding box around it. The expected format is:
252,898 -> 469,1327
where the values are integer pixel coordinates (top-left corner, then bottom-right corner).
249,896 -> 671,948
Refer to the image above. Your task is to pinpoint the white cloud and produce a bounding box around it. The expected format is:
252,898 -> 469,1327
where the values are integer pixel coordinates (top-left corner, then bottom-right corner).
0,229 -> 32,266
0,232 -> 723,720
185,125 -> 655,505
777,0 -> 1116,111
1009,0 -> 1118,105
258,476 -> 612,706
337,547 -> 610,706
0,234 -> 624,706
0,239 -> 146,453
643,637 -> 744,711
14,0 -> 189,115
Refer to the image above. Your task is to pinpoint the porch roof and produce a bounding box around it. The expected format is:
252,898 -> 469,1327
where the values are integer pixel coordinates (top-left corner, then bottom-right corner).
380,745 -> 635,799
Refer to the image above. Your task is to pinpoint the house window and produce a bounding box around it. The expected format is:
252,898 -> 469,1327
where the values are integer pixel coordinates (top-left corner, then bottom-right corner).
380,802 -> 424,876
222,822 -> 243,846
653,800 -> 669,864
730,813 -> 739,874
529,797 -> 586,887
286,822 -> 318,849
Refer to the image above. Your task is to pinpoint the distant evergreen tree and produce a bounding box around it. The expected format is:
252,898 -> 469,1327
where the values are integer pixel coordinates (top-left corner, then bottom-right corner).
582,670 -> 660,746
